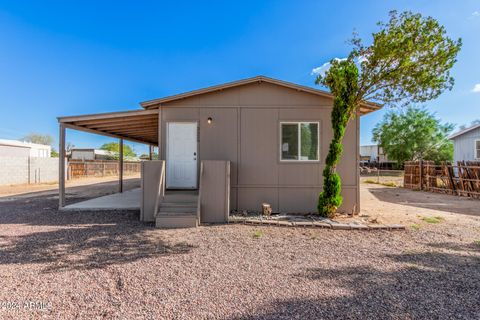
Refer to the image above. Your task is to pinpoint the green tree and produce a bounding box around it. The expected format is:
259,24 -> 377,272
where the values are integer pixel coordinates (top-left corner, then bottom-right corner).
373,106 -> 454,164
139,153 -> 158,160
21,133 -> 54,146
315,10 -> 461,217
100,142 -> 136,159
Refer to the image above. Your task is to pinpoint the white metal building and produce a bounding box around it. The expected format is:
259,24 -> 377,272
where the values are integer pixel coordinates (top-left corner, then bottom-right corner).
360,144 -> 389,163
0,139 -> 51,158
70,149 -> 115,160
449,124 -> 480,163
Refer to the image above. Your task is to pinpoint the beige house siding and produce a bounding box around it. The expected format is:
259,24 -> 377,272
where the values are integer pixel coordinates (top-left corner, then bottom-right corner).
155,81 -> 359,214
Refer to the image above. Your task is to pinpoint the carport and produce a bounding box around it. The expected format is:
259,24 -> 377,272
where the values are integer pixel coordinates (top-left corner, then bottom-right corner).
57,109 -> 159,208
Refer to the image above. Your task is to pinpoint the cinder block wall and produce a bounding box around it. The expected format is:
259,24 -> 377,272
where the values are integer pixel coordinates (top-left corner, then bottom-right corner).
0,157 -> 58,185
29,158 -> 59,184
0,156 -> 29,185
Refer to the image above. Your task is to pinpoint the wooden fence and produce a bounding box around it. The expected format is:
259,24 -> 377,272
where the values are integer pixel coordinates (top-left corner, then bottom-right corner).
404,160 -> 480,198
68,160 -> 141,179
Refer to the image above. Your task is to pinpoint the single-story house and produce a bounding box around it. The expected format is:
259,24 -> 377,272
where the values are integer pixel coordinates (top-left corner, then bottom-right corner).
57,76 -> 381,227
359,144 -> 396,168
70,148 -> 115,160
0,139 -> 51,158
449,124 -> 480,163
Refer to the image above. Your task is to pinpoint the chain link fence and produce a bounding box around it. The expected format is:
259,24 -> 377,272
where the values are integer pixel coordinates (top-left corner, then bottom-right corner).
360,167 -> 404,187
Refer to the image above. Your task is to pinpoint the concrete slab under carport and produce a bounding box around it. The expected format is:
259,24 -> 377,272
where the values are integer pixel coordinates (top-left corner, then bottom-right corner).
62,188 -> 141,211
61,189 -> 198,212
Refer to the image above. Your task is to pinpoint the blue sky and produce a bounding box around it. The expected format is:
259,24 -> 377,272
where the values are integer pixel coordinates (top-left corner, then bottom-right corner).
0,1 -> 479,155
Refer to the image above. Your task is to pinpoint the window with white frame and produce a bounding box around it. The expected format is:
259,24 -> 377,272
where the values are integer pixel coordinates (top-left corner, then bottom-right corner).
280,122 -> 319,161
476,140 -> 480,159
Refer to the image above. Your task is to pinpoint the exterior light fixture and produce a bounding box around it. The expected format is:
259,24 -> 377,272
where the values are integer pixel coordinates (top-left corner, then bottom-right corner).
207,117 -> 213,124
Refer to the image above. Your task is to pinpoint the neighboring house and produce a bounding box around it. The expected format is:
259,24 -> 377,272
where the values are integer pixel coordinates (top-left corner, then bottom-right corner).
57,76 -> 381,224
0,139 -> 51,158
0,139 -> 57,186
70,148 -> 116,160
449,124 -> 480,163
360,144 -> 387,163
359,144 -> 396,168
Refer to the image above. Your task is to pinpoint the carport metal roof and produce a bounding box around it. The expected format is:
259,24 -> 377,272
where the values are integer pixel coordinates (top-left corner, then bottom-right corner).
57,109 -> 159,145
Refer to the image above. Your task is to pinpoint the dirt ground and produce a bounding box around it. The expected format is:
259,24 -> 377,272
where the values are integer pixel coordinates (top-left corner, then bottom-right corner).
0,180 -> 479,319
358,181 -> 480,227
360,174 -> 405,187
0,174 -> 140,198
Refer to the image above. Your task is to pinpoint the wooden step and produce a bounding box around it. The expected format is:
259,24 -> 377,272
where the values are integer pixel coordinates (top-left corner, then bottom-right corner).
160,202 -> 197,209
159,207 -> 196,214
155,212 -> 198,228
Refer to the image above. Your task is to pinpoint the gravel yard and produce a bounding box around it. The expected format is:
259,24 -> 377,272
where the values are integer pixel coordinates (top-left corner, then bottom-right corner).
0,181 -> 479,319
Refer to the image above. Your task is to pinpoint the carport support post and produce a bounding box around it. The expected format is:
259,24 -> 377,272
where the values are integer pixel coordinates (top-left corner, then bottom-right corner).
149,145 -> 154,160
59,123 -> 66,208
119,138 -> 124,193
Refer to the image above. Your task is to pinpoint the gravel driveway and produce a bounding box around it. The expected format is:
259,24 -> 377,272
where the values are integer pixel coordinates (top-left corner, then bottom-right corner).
0,181 -> 479,319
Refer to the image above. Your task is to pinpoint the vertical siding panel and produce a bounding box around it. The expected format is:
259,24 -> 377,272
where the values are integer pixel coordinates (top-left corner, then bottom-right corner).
452,127 -> 480,163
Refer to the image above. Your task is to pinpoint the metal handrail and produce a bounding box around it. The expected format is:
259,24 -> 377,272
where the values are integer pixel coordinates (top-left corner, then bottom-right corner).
196,162 -> 204,223
153,161 -> 166,218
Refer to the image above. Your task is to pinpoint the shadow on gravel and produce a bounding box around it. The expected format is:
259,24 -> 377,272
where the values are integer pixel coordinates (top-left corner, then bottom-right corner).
233,250 -> 480,319
0,194 -> 196,272
0,179 -> 142,227
428,241 -> 480,252
0,213 -> 195,272
0,178 -> 140,205
368,186 -> 480,217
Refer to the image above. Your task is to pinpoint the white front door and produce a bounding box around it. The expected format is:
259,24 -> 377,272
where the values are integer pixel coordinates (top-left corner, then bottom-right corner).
166,122 -> 198,189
